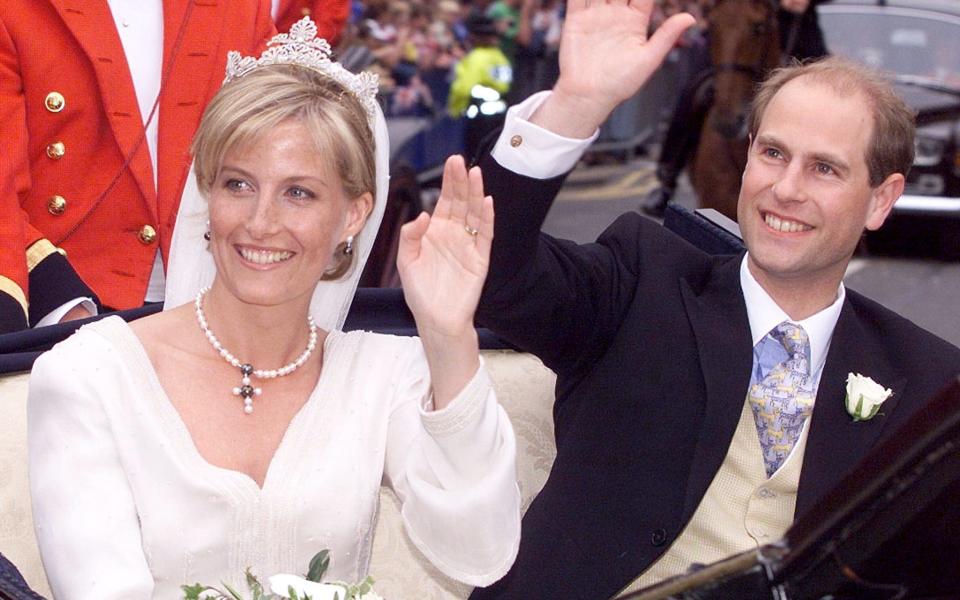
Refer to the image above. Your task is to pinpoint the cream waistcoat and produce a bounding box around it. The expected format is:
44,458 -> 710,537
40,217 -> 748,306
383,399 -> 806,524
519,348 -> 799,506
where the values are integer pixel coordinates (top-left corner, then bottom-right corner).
619,395 -> 809,595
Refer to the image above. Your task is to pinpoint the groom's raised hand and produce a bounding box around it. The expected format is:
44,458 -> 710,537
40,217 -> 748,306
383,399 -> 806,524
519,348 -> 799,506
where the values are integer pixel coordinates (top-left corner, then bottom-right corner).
530,0 -> 696,138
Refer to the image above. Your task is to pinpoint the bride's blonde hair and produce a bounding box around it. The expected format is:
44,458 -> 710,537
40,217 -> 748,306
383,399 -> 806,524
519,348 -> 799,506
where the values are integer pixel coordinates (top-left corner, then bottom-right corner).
191,64 -> 377,278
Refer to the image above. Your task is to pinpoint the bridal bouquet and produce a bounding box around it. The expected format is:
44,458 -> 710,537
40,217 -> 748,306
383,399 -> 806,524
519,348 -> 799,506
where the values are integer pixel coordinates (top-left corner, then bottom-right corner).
182,550 -> 382,600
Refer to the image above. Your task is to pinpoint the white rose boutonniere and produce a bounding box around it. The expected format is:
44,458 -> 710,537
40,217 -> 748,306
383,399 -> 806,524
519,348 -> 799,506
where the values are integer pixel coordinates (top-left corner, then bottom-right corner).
845,373 -> 893,422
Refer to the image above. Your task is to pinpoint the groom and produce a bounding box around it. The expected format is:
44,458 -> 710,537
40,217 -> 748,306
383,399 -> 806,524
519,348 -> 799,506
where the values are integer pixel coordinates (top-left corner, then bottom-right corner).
469,0 -> 960,598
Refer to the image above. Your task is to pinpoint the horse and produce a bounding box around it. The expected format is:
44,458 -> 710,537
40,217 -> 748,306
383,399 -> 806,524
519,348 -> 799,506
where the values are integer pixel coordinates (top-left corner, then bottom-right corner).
690,0 -> 781,221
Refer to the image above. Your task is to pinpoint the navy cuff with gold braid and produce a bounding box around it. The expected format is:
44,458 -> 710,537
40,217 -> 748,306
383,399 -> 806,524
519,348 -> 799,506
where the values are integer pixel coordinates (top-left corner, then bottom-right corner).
0,286 -> 28,334
26,240 -> 99,328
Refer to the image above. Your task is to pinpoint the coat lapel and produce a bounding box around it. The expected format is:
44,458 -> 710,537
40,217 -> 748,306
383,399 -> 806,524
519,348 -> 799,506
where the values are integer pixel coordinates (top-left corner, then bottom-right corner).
156,0 -> 229,246
678,254 -> 755,519
796,299 -> 907,515
49,0 -> 157,210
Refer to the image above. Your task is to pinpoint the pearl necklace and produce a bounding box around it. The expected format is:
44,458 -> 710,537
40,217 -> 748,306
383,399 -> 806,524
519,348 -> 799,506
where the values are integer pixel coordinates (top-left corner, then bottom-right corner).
194,288 -> 318,414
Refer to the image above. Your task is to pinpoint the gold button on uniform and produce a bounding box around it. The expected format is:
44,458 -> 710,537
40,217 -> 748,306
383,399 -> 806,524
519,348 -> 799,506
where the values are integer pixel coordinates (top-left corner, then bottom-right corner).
138,224 -> 157,245
46,141 -> 66,160
45,92 -> 65,113
510,134 -> 522,148
47,195 -> 67,215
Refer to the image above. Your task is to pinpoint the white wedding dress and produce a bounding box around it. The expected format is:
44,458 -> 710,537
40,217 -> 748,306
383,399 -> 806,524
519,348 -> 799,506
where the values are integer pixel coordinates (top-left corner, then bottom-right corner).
28,317 -> 519,599
27,25 -> 520,597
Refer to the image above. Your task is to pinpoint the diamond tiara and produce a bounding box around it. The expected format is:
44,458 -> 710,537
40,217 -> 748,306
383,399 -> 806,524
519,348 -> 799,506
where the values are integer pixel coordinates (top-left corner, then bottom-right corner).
223,17 -> 380,120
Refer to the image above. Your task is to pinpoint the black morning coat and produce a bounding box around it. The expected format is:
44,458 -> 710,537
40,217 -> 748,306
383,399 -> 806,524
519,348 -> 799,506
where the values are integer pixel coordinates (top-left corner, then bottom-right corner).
469,155 -> 960,599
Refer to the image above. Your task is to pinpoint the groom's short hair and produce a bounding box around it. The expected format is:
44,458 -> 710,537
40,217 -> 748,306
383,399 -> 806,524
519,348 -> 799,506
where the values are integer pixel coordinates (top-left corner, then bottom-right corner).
749,56 -> 916,187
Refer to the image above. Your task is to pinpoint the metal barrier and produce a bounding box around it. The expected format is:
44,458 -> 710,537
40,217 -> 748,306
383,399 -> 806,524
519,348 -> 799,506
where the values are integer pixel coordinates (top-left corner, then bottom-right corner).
388,115 -> 466,184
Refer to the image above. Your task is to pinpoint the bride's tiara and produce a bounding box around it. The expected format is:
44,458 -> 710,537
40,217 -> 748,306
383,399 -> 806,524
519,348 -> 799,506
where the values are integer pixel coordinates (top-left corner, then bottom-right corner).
223,17 -> 380,119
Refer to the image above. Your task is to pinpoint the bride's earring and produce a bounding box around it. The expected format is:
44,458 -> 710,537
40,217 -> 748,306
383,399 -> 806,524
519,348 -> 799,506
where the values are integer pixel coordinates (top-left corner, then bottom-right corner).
204,220 -> 212,242
321,236 -> 354,280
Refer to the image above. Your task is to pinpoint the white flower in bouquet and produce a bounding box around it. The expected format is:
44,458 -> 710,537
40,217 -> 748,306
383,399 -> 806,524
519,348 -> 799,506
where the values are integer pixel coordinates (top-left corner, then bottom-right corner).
182,550 -> 380,600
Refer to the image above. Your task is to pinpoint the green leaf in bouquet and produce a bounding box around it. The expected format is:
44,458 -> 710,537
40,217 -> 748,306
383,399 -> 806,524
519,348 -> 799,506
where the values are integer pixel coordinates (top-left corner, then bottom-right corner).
181,583 -> 207,599
357,576 -> 375,595
245,568 -> 264,599
287,586 -> 301,600
222,581 -> 245,600
306,549 -> 331,582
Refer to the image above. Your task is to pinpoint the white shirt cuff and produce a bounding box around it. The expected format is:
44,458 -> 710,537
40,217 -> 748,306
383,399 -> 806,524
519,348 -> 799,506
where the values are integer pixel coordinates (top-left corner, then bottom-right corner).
490,90 -> 599,180
35,298 -> 98,328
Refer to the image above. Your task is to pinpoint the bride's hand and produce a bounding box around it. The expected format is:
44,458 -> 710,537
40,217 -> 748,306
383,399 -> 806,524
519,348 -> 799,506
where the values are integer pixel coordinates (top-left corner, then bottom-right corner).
397,155 -> 494,340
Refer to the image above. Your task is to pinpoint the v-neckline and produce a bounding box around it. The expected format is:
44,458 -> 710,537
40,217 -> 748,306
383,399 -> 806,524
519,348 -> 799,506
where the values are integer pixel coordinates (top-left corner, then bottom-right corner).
106,316 -> 346,495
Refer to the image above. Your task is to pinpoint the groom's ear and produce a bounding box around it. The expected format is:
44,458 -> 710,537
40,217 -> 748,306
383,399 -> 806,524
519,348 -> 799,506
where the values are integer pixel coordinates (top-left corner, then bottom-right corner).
344,192 -> 374,239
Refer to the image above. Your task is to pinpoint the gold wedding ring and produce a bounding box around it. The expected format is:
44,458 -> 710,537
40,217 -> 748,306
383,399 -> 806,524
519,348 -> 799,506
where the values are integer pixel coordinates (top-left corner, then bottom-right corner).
464,225 -> 480,236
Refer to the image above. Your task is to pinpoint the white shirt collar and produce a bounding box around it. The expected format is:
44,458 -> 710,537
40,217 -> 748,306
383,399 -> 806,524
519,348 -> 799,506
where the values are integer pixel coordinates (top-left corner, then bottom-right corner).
739,254 -> 845,379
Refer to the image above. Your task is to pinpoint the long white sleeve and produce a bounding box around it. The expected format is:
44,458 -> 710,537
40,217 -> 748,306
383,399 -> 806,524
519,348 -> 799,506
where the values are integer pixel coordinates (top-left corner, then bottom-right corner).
28,328 -> 154,599
384,344 -> 521,587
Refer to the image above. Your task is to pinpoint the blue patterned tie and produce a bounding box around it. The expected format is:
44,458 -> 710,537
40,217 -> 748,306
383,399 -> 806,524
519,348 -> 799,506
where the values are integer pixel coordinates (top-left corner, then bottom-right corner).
747,322 -> 815,477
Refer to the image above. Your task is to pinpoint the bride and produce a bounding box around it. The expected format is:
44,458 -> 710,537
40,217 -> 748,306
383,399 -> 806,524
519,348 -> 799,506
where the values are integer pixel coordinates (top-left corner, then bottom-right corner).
27,18 -> 519,599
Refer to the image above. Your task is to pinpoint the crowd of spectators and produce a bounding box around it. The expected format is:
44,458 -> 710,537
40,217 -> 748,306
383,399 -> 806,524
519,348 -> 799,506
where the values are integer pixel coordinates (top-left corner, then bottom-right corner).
333,0 -> 560,119
333,0 -> 716,120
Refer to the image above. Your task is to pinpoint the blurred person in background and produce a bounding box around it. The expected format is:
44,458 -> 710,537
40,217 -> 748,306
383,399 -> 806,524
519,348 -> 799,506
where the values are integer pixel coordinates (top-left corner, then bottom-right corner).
435,0 -> 469,49
362,0 -> 400,47
486,0 -> 522,64
509,0 -> 563,103
337,19 -> 381,73
421,0 -> 467,108
448,12 -> 513,156
779,0 -> 827,62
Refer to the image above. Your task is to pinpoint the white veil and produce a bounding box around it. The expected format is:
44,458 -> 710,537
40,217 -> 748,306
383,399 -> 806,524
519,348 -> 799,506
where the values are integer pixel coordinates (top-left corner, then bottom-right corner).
163,102 -> 390,333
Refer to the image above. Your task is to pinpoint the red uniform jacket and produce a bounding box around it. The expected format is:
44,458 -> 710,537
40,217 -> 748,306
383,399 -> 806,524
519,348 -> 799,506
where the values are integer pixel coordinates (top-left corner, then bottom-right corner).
275,0 -> 350,46
0,0 -> 274,332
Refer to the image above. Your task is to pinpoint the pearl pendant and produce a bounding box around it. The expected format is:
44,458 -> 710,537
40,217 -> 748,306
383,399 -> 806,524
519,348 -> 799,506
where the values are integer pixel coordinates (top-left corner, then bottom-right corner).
232,365 -> 262,415
194,288 -> 317,415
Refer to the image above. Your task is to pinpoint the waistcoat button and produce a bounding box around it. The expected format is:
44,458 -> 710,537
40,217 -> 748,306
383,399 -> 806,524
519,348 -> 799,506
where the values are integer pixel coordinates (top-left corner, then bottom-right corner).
651,528 -> 667,546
